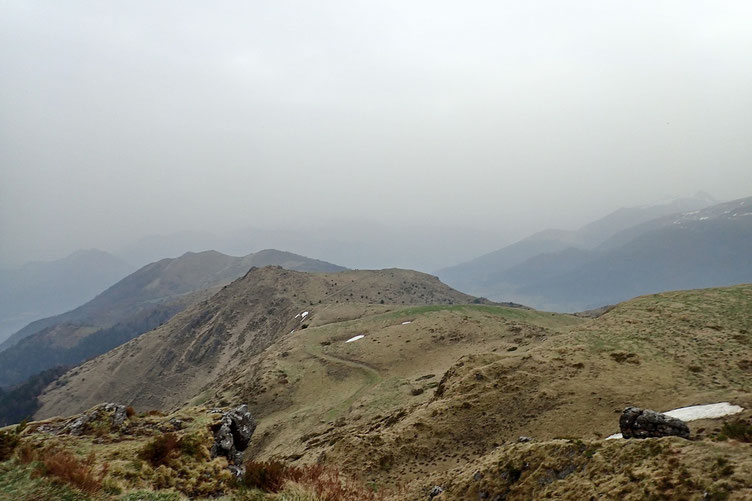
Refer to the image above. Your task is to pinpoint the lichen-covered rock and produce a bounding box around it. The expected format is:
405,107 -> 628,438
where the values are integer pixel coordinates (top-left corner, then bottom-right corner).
62,413 -> 92,436
61,402 -> 129,435
619,406 -> 690,439
210,404 -> 256,466
104,403 -> 128,427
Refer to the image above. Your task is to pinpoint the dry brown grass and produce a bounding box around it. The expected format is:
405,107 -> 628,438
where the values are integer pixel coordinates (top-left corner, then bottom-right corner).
0,429 -> 19,461
243,460 -> 386,500
16,444 -> 108,494
138,432 -> 180,467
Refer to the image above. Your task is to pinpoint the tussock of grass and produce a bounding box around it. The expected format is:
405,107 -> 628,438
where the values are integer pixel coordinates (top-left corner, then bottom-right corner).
242,460 -> 386,500
0,460 -> 92,501
0,429 -> 20,462
718,419 -> 752,442
13,443 -> 108,494
139,433 -> 180,467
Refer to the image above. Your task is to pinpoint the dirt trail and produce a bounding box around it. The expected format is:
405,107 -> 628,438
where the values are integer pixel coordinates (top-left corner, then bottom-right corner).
303,341 -> 382,419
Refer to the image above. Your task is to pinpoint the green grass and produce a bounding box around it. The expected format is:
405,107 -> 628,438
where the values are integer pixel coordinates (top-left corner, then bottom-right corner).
380,304 -> 583,329
118,490 -> 184,501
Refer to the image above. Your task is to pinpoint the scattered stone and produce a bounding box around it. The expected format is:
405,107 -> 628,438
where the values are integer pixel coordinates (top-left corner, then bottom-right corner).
104,403 -> 128,427
210,404 -> 256,466
619,406 -> 690,439
227,465 -> 244,479
61,403 -> 129,435
428,485 -> 444,498
168,417 -> 184,430
63,413 -> 92,436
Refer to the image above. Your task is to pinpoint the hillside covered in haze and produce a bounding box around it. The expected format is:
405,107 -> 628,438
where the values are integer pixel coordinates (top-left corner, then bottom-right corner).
439,195 -> 752,311
0,250 -> 133,345
0,249 -> 345,393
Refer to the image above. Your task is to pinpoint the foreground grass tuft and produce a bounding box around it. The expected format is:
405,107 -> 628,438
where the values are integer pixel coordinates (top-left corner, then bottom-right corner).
242,460 -> 386,500
718,419 -> 752,442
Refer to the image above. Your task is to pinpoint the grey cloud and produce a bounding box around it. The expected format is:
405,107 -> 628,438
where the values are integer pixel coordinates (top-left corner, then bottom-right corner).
1,1 -> 751,266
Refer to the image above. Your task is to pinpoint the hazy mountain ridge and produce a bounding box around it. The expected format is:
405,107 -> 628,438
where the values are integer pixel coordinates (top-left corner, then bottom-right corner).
437,196 -> 714,294
0,249 -> 345,388
0,249 -> 133,345
438,195 -> 752,311
36,266 -> 476,418
513,197 -> 752,310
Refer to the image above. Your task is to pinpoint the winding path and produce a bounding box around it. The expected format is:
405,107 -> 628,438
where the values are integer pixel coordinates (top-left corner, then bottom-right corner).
302,340 -> 382,419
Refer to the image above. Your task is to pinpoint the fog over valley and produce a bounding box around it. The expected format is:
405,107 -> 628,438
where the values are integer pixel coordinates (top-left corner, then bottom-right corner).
2,1 -> 751,270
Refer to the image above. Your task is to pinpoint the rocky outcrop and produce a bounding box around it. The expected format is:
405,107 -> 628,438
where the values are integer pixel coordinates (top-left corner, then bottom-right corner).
210,404 -> 256,468
619,406 -> 690,439
53,403 -> 129,435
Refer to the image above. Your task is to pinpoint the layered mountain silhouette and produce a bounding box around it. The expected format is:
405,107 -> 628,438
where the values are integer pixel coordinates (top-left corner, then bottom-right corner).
36,266 -> 475,418
0,249 -> 133,345
438,194 -> 752,311
0,249 -> 344,388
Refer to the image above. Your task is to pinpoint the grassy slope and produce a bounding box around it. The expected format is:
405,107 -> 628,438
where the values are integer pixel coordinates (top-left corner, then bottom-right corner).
210,285 -> 751,493
210,304 -> 582,471
36,268 -> 476,419
4,283 -> 751,500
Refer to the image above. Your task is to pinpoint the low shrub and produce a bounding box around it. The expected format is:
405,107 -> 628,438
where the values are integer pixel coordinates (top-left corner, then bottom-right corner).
139,433 -> 180,467
242,460 -> 386,500
17,445 -> 108,494
0,429 -> 20,461
35,449 -> 107,493
178,433 -> 205,458
719,419 -> 752,442
125,406 -> 136,418
15,441 -> 36,463
243,460 -> 293,492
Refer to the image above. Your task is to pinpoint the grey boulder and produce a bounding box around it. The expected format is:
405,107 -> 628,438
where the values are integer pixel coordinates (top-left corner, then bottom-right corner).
619,406 -> 690,439
210,404 -> 257,466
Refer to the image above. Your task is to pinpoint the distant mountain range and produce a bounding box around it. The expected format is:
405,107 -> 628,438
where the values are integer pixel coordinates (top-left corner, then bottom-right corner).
115,223 -> 507,273
438,194 -> 752,311
0,249 -> 344,388
0,249 -> 133,344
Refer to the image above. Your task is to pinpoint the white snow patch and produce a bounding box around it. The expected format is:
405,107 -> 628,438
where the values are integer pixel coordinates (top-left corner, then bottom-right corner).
605,402 -> 743,440
301,311 -> 309,318
294,313 -> 300,319
699,216 -> 709,220
401,321 -> 412,325
663,402 -> 743,422
290,330 -> 295,334
345,335 -> 365,343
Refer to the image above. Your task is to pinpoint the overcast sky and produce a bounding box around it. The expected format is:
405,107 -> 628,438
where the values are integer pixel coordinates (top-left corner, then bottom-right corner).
2,1 -> 751,267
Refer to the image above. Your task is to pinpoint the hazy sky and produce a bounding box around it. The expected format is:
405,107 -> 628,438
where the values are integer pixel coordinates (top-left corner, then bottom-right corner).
2,1 -> 751,267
